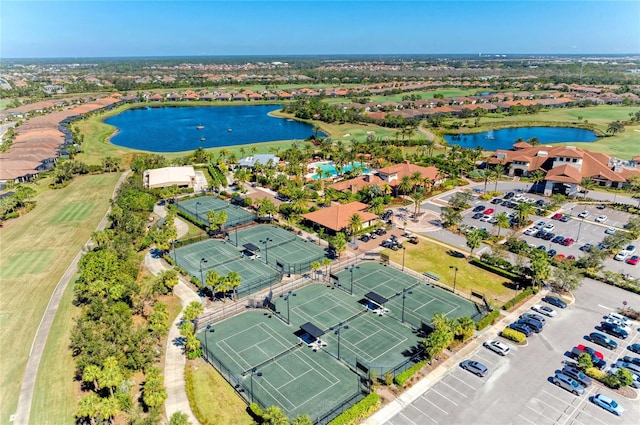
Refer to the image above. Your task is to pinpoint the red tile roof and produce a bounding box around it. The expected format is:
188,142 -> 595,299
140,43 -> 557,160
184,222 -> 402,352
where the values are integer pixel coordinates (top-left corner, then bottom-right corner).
302,202 -> 378,232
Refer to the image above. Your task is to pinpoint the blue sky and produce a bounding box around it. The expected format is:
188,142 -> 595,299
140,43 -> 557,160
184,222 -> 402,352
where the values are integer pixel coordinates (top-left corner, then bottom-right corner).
1,1 -> 639,58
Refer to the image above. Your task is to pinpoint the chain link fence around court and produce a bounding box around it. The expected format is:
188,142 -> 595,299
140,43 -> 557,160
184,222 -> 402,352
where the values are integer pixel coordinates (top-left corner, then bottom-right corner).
175,197 -> 256,229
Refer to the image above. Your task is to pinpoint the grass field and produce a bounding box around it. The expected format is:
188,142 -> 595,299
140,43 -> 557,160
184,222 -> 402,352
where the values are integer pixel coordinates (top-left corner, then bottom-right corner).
50,201 -> 96,223
0,172 -> 120,424
186,358 -> 253,425
324,88 -> 481,105
383,239 -> 514,306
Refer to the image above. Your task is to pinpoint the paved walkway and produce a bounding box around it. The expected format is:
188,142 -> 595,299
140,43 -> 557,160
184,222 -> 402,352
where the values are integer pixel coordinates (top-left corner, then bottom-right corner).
147,203 -> 202,424
363,289 -> 550,425
13,170 -> 130,425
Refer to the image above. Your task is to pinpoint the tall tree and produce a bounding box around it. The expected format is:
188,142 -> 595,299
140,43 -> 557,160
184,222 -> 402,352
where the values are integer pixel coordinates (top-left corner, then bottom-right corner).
466,229 -> 484,257
495,212 -> 511,238
331,232 -> 347,259
348,213 -> 363,243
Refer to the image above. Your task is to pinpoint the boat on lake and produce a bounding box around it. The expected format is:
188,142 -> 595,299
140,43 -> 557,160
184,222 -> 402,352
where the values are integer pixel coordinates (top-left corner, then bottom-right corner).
196,124 -> 204,130
200,137 -> 206,141
227,128 -> 232,132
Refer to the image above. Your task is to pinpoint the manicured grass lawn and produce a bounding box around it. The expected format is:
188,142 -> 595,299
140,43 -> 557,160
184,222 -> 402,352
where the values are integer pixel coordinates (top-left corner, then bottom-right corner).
186,358 -> 253,425
382,239 -> 515,306
30,276 -> 80,425
324,88 -> 481,105
50,201 -> 96,223
0,172 -> 120,423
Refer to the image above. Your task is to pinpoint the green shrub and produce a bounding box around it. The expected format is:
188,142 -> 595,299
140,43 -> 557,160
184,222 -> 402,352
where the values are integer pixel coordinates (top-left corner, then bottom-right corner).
584,367 -> 607,382
328,393 -> 379,425
470,258 -> 522,281
394,359 -> 429,386
500,327 -> 526,343
248,403 -> 264,422
502,288 -> 534,310
476,310 -> 500,331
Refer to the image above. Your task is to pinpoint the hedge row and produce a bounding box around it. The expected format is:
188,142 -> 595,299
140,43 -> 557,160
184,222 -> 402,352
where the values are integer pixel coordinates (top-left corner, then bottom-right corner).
185,365 -> 215,425
502,288 -> 535,311
500,328 -> 526,344
470,258 -> 522,281
394,359 -> 429,386
476,310 -> 500,331
328,393 -> 380,425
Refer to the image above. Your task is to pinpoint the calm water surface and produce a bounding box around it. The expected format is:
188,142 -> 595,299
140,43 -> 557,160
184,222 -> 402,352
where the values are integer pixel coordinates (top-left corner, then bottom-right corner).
444,127 -> 598,150
106,105 -> 319,152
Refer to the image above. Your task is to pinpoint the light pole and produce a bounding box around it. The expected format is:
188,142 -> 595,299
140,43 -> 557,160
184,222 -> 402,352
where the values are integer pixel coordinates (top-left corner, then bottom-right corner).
449,265 -> 459,294
195,201 -> 202,222
260,238 -> 273,265
200,257 -> 208,287
397,288 -> 413,323
249,367 -> 262,403
332,323 -> 349,360
280,291 -> 296,324
204,324 -> 213,362
402,246 -> 406,271
348,265 -> 360,295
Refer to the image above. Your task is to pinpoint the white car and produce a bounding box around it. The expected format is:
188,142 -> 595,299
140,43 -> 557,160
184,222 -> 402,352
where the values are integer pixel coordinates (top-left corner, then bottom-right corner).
534,221 -> 546,229
524,227 -> 537,236
532,304 -> 557,317
543,223 -> 555,231
479,214 -> 493,222
605,227 -> 616,235
595,215 -> 608,223
614,251 -> 629,261
577,211 -> 589,219
483,340 -> 511,356
602,318 -> 632,332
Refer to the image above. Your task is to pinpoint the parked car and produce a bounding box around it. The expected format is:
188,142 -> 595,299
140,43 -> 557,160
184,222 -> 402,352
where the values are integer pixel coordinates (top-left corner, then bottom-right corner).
520,312 -> 546,325
580,243 -> 593,252
605,227 -> 616,235
605,313 -> 629,323
473,205 -> 486,212
561,237 -> 575,246
552,235 -> 565,244
547,249 -> 557,258
591,394 -> 624,416
629,343 -> 640,354
460,360 -> 488,377
561,365 -> 593,387
609,367 -> 640,388
532,304 -> 556,317
603,317 -> 632,332
614,251 -> 629,261
360,234 -> 370,242
534,220 -> 546,229
376,228 -> 387,236
536,199 -> 545,207
524,227 -> 537,236
472,212 -> 484,219
537,245 -> 547,251
571,345 -> 606,369
626,255 -> 640,265
600,322 -> 629,339
509,323 -> 533,337
552,213 -> 563,220
615,360 -> 640,376
517,319 -> 543,333
622,356 -> 640,367
504,192 -> 515,199
578,211 -> 589,218
543,223 -> 555,231
543,295 -> 567,308
559,215 -> 571,222
595,215 -> 608,223
597,204 -> 607,209
624,244 -> 636,254
491,198 -> 502,204
542,232 -> 555,241
483,340 -> 511,356
589,332 -> 618,350
552,372 -> 585,396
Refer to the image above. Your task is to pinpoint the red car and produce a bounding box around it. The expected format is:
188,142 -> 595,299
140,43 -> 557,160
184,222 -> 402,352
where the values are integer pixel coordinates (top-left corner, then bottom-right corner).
627,255 -> 639,266
552,213 -> 564,220
483,208 -> 495,215
561,238 -> 575,246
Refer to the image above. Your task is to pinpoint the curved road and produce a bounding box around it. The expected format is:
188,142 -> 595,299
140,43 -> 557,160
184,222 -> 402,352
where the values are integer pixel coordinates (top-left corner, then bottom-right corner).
13,171 -> 130,425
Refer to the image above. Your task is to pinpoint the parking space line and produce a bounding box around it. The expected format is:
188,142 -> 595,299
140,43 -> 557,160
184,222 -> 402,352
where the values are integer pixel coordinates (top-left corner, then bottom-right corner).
429,389 -> 458,406
448,372 -> 481,390
527,396 -> 571,423
397,411 -> 423,425
517,414 -> 538,425
438,379 -> 469,399
573,407 -> 609,425
406,403 -> 437,423
418,395 -> 449,414
525,405 -> 561,424
540,389 -> 574,405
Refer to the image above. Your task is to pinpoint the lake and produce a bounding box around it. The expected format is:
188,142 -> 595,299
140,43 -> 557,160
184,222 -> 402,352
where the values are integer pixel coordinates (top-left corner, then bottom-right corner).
105,105 -> 320,152
444,127 -> 598,150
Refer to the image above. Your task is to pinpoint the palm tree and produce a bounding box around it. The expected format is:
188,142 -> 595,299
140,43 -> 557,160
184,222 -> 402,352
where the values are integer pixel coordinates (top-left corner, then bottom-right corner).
493,164 -> 505,193
226,271 -> 242,299
515,202 -> 535,226
98,396 -> 120,423
425,140 -> 435,158
398,175 -> 413,195
530,169 -> 545,193
310,261 -> 321,280
332,232 -> 347,259
495,212 -> 510,238
581,177 -> 595,198
321,258 -> 332,280
76,393 -> 101,425
82,364 -> 102,392
411,189 -> 426,217
349,213 -> 363,243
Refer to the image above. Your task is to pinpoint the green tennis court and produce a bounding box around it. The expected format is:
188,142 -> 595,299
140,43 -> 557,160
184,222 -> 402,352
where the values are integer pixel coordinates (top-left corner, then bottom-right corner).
177,196 -> 255,228
334,262 -> 482,329
200,311 -> 364,422
235,224 -> 326,274
173,239 -> 280,296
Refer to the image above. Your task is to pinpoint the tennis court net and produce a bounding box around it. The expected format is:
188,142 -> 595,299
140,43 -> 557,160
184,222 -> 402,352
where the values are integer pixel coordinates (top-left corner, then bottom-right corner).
325,308 -> 368,333
268,235 -> 298,249
242,341 -> 304,375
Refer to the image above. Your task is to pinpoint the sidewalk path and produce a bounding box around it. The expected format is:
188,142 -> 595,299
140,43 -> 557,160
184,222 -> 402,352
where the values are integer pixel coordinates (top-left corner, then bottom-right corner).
13,170 -> 130,425
147,204 -> 202,424
363,289 -> 548,425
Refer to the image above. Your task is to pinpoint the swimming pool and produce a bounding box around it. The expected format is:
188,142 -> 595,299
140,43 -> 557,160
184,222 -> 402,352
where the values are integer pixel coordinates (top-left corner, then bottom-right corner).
312,162 -> 370,179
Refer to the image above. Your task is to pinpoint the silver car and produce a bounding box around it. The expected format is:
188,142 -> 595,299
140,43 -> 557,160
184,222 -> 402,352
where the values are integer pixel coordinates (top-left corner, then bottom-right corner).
552,372 -> 585,395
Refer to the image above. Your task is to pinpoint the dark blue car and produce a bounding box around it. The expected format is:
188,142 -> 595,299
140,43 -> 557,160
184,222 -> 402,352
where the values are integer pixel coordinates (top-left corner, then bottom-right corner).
543,295 -> 567,309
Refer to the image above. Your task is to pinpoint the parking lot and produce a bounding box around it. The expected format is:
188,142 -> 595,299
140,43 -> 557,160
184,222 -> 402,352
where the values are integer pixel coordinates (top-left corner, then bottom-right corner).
384,278 -> 640,425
